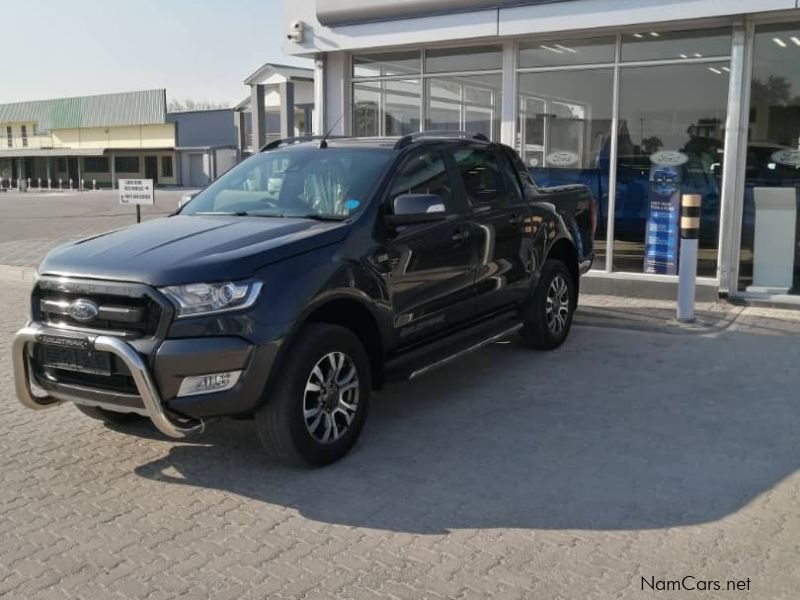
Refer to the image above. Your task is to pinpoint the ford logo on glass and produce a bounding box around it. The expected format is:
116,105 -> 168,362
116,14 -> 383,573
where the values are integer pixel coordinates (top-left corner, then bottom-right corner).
67,299 -> 99,323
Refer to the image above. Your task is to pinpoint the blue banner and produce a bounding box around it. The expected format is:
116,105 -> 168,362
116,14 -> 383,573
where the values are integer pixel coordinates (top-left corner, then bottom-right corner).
643,152 -> 687,275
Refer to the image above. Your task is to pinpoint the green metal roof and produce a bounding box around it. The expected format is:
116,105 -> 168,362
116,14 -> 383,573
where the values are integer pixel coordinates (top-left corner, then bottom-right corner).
0,89 -> 166,131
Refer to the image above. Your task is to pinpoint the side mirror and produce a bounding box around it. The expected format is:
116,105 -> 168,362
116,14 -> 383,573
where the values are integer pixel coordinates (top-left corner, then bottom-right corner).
178,191 -> 199,209
385,194 -> 447,227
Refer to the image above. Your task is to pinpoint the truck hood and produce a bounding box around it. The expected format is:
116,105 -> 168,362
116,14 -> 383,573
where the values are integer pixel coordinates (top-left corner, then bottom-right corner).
38,214 -> 350,285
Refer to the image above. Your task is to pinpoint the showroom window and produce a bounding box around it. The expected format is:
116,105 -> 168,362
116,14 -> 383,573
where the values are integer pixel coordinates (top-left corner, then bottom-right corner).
737,23 -> 800,295
352,45 -> 503,141
518,28 -> 732,276
517,68 -> 614,264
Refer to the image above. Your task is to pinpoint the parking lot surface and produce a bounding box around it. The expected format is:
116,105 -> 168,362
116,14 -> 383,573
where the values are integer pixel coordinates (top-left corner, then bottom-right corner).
2,270 -> 799,599
0,189 -> 187,267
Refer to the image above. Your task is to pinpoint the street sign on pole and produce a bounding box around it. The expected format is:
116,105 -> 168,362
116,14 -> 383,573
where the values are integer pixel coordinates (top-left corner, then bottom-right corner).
118,178 -> 155,224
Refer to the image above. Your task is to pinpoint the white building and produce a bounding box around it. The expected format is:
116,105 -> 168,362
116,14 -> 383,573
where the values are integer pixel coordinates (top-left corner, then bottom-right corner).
281,0 -> 800,303
233,63 -> 315,157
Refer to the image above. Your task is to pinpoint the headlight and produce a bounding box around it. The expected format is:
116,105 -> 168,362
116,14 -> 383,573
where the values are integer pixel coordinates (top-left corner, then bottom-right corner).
160,281 -> 262,318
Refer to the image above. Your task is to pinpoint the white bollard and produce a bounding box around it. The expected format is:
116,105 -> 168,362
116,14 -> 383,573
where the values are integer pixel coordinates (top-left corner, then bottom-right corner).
677,194 -> 701,323
80,179 -> 84,191
59,179 -> 63,191
69,178 -> 73,191
27,178 -> 31,191
37,178 -> 41,191
93,179 -> 97,191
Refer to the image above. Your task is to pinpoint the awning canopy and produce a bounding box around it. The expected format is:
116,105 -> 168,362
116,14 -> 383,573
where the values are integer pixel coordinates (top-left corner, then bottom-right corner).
0,148 -> 106,158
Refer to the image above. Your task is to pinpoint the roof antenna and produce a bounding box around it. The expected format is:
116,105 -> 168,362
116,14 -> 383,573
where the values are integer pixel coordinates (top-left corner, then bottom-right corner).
319,112 -> 345,149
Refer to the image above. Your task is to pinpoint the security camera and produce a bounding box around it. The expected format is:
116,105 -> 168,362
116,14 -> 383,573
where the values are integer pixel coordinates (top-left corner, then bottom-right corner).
287,20 -> 305,44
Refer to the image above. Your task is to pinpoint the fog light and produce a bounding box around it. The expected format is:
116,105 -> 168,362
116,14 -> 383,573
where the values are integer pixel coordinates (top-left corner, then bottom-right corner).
177,371 -> 242,397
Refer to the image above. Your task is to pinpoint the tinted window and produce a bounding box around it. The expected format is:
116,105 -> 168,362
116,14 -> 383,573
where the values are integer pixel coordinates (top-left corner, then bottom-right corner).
115,156 -> 140,173
452,147 -> 506,205
390,151 -> 453,210
161,156 -> 174,177
182,148 -> 393,219
84,157 -> 109,172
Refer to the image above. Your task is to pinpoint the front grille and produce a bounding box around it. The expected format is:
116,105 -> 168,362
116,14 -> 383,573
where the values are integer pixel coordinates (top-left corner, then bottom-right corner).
35,288 -> 163,338
33,345 -> 139,395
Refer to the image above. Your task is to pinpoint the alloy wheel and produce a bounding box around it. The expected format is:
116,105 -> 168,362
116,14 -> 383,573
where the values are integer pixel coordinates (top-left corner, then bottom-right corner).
546,274 -> 570,335
303,351 -> 360,443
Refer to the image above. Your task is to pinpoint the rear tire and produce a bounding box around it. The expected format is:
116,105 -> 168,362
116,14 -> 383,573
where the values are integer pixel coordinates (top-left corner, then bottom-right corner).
520,259 -> 576,350
74,404 -> 143,425
255,323 -> 371,467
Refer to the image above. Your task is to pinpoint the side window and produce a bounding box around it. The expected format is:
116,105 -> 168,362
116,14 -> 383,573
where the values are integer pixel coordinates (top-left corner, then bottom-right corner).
452,147 -> 506,206
389,151 -> 454,210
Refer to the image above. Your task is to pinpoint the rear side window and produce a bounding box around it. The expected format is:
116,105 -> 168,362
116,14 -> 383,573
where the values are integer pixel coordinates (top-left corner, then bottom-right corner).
389,151 -> 454,210
452,147 -> 506,206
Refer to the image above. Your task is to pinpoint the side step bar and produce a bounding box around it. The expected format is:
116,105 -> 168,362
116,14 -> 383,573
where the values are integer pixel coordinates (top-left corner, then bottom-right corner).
384,311 -> 524,382
409,323 -> 523,380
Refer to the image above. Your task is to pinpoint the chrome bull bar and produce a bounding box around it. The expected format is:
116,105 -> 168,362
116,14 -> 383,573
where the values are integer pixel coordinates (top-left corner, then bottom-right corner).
12,323 -> 203,439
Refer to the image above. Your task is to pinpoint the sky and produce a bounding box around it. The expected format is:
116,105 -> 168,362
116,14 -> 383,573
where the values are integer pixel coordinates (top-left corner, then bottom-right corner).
0,0 -> 310,106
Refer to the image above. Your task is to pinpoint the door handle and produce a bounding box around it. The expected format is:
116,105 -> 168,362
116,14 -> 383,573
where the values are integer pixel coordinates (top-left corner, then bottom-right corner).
451,229 -> 471,242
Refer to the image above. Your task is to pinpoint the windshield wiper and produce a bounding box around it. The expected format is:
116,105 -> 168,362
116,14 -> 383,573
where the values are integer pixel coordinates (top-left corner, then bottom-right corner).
292,214 -> 347,222
194,211 -> 251,216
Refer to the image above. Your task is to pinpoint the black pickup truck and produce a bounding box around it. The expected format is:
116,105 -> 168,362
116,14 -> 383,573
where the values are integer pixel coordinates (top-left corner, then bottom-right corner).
13,132 -> 595,466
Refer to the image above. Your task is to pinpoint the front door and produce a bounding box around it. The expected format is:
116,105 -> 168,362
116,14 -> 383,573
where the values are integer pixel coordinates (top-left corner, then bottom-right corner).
450,144 -> 532,315
379,149 -> 477,347
144,155 -> 158,184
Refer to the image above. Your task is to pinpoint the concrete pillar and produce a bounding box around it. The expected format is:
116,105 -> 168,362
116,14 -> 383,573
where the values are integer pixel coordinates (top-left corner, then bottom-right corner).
236,111 -> 248,156
279,81 -> 295,139
110,152 -> 116,189
313,55 -> 326,136
251,84 -> 266,150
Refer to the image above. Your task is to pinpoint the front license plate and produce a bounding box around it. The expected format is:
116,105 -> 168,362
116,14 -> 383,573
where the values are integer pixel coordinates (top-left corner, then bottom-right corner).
41,345 -> 112,376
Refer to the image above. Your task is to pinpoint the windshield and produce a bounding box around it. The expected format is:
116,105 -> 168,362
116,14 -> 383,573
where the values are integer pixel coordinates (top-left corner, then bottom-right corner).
181,147 -> 394,219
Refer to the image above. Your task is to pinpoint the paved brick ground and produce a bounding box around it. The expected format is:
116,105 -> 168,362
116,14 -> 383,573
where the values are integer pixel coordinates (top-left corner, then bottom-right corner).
2,273 -> 799,599
0,189 -> 186,267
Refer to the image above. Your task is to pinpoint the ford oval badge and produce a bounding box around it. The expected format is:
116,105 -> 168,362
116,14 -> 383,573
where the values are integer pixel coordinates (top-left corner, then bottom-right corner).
68,299 -> 99,323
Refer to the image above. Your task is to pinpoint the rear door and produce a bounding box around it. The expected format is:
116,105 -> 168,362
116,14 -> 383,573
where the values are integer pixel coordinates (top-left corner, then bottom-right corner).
450,144 -> 532,315
379,149 -> 477,346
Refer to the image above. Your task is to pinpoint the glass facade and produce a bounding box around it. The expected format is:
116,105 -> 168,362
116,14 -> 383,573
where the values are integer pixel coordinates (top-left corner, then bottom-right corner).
518,69 -> 614,265
738,23 -> 800,295
614,61 -> 729,276
347,20 -> 799,297
352,47 -> 502,141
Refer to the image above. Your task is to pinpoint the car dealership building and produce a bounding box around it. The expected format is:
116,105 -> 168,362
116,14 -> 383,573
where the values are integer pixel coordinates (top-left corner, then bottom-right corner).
283,0 -> 800,303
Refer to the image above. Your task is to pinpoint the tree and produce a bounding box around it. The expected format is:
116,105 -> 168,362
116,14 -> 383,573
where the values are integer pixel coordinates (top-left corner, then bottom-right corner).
168,99 -> 231,112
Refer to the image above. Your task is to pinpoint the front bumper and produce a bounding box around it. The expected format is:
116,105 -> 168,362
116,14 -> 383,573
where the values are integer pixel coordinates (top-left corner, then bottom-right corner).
13,323 -> 204,439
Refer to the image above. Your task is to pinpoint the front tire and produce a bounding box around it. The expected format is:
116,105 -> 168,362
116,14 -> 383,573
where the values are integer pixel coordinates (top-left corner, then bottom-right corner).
520,259 -> 576,350
255,323 -> 371,467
